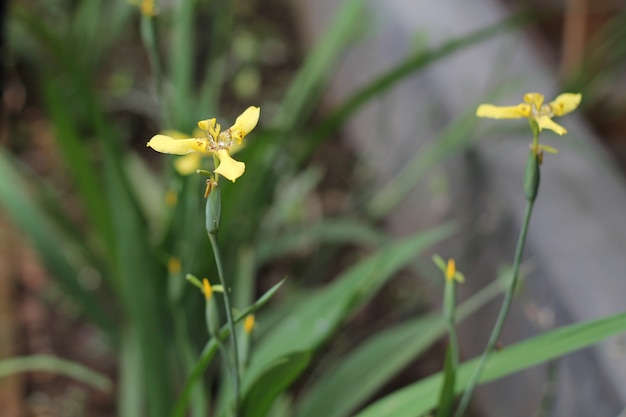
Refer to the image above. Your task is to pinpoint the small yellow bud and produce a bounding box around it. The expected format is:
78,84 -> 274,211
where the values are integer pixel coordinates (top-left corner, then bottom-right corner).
165,189 -> 178,207
446,259 -> 456,281
202,278 -> 213,300
244,314 -> 255,334
168,257 -> 181,275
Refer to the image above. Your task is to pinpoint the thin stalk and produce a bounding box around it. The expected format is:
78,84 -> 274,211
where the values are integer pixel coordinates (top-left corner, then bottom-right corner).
140,14 -> 169,124
454,198 -> 535,417
173,309 -> 208,417
208,234 -> 241,416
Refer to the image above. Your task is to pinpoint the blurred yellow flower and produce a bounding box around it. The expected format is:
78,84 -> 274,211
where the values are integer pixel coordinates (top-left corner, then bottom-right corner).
476,92 -> 581,136
168,257 -> 181,275
128,0 -> 158,16
244,314 -> 256,334
147,106 -> 260,182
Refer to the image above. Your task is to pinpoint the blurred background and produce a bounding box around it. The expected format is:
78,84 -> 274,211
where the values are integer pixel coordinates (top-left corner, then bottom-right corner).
1,0 -> 626,416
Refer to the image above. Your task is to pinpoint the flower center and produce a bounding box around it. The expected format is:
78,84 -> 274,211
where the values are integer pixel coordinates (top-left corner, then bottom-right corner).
198,120 -> 235,152
532,104 -> 554,119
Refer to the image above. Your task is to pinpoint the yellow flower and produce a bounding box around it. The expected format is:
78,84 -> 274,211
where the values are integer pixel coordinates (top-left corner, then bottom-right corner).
128,0 -> 158,16
147,106 -> 260,182
476,92 -> 581,136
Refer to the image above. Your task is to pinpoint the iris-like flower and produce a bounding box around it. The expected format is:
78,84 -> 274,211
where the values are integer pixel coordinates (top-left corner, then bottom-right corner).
476,92 -> 581,136
147,106 -> 260,182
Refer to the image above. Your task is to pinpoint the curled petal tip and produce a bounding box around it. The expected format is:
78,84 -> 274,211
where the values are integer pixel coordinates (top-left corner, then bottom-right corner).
231,106 -> 260,136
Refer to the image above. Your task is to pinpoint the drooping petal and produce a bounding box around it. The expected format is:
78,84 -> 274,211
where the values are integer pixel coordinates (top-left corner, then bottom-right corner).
147,135 -> 203,155
174,153 -> 203,175
537,116 -> 567,136
214,149 -> 245,182
549,93 -> 582,116
476,104 -> 530,119
230,106 -> 260,138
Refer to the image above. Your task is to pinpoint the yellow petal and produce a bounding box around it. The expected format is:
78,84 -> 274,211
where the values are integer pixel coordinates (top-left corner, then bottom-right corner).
214,149 -> 245,182
198,118 -> 217,132
147,135 -> 204,155
174,153 -> 203,175
161,129 -> 192,140
476,104 -> 530,119
537,116 -> 567,135
549,93 -> 581,116
230,106 -> 260,137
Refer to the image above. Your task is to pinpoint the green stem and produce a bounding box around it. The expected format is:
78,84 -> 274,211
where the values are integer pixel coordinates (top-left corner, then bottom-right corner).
454,195 -> 535,417
208,233 -> 241,416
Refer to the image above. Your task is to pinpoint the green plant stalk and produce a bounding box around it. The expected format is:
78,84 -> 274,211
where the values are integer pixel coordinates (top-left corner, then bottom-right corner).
204,286 -> 236,403
208,233 -> 241,416
435,278 -> 460,417
170,279 -> 284,417
454,146 -> 540,417
140,14 -> 167,123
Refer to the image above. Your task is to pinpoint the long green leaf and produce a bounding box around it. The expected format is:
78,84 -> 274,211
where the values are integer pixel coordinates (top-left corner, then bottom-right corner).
105,160 -> 171,417
41,77 -> 114,259
0,151 -> 114,334
241,352 -> 311,417
295,275 -> 504,417
257,218 -> 386,263
273,0 -> 364,134
243,224 -> 455,398
0,355 -> 111,392
300,12 -> 531,160
355,310 -> 626,417
169,0 -> 197,127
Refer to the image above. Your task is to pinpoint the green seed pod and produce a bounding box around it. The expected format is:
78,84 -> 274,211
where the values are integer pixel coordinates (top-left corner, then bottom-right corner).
524,150 -> 540,202
205,181 -> 221,235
